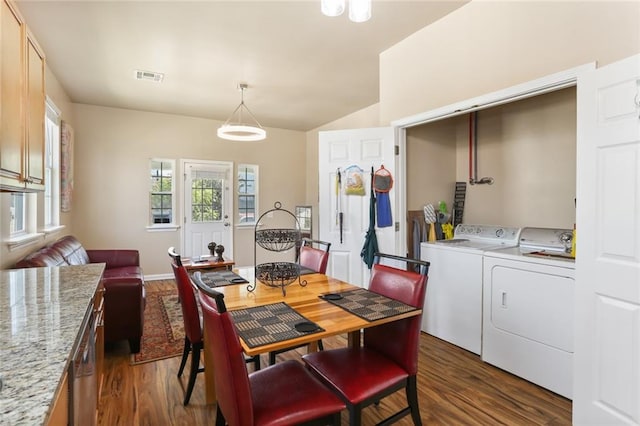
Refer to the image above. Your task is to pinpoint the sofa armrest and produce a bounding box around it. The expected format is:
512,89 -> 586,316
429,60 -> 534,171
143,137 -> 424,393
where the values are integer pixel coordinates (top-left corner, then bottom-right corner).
86,249 -> 140,269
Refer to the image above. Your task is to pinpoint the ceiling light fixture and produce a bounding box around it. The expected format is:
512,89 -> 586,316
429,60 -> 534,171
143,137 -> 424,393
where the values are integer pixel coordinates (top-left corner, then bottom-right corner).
321,0 -> 371,22
217,83 -> 266,142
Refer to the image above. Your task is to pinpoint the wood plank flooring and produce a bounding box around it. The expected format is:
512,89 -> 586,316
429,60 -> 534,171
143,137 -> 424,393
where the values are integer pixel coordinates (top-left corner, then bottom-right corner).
98,332 -> 571,425
98,280 -> 571,425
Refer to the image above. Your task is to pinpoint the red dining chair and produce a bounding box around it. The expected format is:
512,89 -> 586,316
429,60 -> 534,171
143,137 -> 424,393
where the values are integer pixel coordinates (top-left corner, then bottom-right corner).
268,238 -> 331,365
302,253 -> 430,425
168,247 -> 260,405
298,238 -> 332,274
192,272 -> 346,426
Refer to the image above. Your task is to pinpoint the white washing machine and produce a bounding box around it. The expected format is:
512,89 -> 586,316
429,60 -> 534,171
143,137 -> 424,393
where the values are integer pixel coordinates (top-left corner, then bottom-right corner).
420,224 -> 521,355
482,227 -> 575,399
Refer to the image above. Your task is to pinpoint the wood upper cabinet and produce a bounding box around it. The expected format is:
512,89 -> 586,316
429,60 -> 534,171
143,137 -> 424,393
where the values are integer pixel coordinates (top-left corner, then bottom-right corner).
25,30 -> 45,190
0,0 -> 24,185
0,0 -> 45,192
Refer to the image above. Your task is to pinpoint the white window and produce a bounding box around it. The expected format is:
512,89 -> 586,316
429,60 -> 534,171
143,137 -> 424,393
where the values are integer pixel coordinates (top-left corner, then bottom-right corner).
43,99 -> 61,230
7,191 -> 40,249
149,159 -> 176,228
237,164 -> 258,225
10,193 -> 25,236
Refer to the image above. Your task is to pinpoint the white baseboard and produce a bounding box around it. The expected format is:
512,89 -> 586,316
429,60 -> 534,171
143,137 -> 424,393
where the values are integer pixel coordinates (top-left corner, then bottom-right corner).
144,273 -> 174,281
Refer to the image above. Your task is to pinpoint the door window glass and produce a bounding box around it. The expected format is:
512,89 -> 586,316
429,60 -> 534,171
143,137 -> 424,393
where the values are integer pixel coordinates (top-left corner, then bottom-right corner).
191,171 -> 223,222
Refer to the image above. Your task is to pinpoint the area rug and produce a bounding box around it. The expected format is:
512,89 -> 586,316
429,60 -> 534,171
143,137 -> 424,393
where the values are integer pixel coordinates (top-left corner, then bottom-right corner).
131,280 -> 185,365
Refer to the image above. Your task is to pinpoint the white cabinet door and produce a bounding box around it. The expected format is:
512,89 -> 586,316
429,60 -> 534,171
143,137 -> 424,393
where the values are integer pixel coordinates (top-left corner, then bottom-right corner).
574,54 -> 640,424
318,127 -> 396,287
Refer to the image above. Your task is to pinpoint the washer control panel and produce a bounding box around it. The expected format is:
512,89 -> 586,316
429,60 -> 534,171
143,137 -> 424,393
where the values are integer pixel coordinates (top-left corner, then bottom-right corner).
454,224 -> 521,244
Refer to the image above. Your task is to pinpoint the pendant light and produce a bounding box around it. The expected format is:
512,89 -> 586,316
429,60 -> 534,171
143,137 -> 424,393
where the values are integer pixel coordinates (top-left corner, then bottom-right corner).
217,83 -> 266,142
348,0 -> 371,23
321,0 -> 344,16
321,0 -> 370,22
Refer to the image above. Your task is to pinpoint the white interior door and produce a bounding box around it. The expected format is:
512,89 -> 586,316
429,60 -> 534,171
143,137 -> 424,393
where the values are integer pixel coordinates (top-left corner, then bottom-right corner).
574,54 -> 640,424
182,161 -> 233,260
319,127 -> 396,287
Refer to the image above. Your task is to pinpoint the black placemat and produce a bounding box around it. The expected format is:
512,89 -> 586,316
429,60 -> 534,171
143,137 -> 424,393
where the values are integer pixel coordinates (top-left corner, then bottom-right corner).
196,270 -> 249,287
230,302 -> 324,348
320,288 -> 418,322
299,266 -> 318,275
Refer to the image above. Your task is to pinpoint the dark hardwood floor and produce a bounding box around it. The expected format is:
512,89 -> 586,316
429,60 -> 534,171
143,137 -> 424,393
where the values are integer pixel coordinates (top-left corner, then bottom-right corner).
98,329 -> 572,425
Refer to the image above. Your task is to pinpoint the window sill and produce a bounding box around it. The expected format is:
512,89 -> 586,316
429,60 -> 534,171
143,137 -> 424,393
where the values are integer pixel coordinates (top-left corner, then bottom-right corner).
146,224 -> 180,232
41,225 -> 66,235
237,222 -> 264,229
6,232 -> 45,251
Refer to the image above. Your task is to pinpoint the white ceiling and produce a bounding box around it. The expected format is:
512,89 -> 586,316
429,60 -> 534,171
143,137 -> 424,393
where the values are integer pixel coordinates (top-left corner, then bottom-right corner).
17,1 -> 467,131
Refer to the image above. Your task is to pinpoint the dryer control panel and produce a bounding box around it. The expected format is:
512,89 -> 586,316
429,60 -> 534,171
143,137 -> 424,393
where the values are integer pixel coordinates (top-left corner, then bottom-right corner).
519,227 -> 574,254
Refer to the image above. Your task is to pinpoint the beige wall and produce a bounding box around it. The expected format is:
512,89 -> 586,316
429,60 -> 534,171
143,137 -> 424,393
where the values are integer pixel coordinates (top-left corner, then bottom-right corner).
406,87 -> 576,229
406,119 -> 458,211
380,1 -> 640,125
72,104 -> 306,276
459,88 -> 577,228
0,66 -> 75,269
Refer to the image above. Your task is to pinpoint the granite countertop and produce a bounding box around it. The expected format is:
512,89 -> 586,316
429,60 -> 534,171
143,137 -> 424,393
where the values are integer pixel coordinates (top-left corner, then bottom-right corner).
0,263 -> 105,425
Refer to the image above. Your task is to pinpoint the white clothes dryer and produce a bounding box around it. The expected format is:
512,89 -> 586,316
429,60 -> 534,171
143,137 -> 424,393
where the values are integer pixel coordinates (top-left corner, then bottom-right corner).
482,227 -> 575,399
420,224 -> 521,355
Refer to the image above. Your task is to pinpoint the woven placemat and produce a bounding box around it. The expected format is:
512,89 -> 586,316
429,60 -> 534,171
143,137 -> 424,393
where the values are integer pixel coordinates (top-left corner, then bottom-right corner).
195,270 -> 249,287
299,266 -> 317,275
320,288 -> 418,322
230,302 -> 324,348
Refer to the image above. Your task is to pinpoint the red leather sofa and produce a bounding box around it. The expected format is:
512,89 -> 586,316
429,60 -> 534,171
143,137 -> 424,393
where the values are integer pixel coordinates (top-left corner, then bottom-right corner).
15,235 -> 146,353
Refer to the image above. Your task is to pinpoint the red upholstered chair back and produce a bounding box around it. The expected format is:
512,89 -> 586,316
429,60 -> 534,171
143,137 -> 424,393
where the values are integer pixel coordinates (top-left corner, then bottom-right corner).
198,289 -> 254,425
364,262 -> 428,376
170,262 -> 203,345
299,239 -> 331,274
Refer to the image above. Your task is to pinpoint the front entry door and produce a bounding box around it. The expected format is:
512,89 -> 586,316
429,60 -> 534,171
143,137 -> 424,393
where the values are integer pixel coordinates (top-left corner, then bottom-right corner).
183,161 -> 233,260
573,54 -> 640,424
318,127 -> 396,287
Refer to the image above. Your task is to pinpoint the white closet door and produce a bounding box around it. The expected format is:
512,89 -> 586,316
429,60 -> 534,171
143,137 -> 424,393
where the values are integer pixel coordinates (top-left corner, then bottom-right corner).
574,54 -> 640,424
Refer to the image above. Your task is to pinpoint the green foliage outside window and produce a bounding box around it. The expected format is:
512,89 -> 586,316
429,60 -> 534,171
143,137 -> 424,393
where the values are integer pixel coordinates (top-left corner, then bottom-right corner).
192,177 -> 223,222
150,160 -> 173,224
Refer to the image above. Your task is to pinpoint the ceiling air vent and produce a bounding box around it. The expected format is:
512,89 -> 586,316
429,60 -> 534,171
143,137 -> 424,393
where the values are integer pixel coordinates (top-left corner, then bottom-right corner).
135,70 -> 164,82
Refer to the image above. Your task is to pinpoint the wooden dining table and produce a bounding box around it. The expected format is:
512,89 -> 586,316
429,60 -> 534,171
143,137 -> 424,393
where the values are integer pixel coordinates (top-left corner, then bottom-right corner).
199,268 -> 422,405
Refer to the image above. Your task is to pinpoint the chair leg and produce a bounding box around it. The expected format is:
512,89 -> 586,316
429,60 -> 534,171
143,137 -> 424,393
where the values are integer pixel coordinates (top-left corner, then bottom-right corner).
215,404 -> 226,426
317,340 -> 324,351
406,376 -> 422,426
269,351 -> 277,366
177,337 -> 190,377
348,404 -> 362,426
128,337 -> 141,354
183,343 -> 201,406
253,355 -> 261,371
